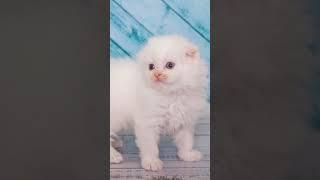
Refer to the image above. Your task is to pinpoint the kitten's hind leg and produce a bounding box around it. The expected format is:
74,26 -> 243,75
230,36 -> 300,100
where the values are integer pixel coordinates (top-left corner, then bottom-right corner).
110,145 -> 123,163
174,126 -> 202,162
110,134 -> 123,163
111,133 -> 123,149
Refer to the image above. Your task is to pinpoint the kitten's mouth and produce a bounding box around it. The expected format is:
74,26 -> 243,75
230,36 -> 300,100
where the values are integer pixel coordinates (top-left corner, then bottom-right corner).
154,80 -> 164,84
151,76 -> 172,85
152,76 -> 162,82
152,79 -> 173,85
154,78 -> 162,82
153,77 -> 168,83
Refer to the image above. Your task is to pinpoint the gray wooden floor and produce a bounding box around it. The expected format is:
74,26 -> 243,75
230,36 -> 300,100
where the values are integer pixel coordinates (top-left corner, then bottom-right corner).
110,118 -> 211,180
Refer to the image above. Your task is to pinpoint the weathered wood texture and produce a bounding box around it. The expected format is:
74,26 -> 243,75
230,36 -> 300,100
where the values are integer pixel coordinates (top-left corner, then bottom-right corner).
110,118 -> 211,180
110,0 -> 210,63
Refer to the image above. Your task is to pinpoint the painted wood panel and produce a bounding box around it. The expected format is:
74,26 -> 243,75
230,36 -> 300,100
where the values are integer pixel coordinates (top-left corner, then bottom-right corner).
110,120 -> 211,179
111,168 -> 210,180
112,0 -> 210,62
111,117 -> 211,179
163,0 -> 210,41
110,0 -> 152,57
110,39 -> 130,57
118,123 -> 210,136
110,0 -> 210,62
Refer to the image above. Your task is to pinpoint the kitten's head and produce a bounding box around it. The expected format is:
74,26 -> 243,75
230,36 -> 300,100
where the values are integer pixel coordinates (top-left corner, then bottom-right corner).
136,35 -> 208,93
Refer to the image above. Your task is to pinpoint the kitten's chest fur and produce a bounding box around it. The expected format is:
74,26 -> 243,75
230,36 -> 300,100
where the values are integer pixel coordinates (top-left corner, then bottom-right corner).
147,93 -> 196,135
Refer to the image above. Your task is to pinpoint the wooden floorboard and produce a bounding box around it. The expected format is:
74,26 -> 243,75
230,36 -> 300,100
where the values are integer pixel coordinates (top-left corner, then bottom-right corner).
110,118 -> 211,179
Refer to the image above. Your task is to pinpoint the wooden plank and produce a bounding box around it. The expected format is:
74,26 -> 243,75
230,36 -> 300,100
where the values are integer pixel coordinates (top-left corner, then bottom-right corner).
113,0 -> 210,62
123,153 -> 210,162
116,141 -> 210,162
110,136 -> 211,178
110,168 -> 210,180
120,135 -> 210,148
115,151 -> 210,161
163,0 -> 210,40
198,118 -> 211,124
110,0 -> 152,56
111,160 -> 209,169
119,146 -> 210,160
121,146 -> 209,155
118,123 -> 210,136
110,39 -> 131,57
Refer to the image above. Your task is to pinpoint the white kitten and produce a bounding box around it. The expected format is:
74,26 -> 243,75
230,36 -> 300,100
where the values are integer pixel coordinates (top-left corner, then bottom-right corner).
110,35 -> 209,171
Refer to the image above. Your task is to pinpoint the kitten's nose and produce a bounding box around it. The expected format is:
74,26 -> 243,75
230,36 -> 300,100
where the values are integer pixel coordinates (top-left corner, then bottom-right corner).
154,72 -> 162,78
153,72 -> 164,80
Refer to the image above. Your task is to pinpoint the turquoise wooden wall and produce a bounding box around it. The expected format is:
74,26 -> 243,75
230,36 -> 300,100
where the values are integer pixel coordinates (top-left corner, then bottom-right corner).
110,0 -> 210,64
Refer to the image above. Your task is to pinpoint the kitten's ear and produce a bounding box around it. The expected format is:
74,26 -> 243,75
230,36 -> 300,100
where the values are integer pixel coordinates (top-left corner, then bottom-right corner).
185,44 -> 200,60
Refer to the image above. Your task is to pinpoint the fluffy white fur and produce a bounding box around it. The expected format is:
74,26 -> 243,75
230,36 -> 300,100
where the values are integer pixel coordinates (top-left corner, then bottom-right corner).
110,35 -> 210,171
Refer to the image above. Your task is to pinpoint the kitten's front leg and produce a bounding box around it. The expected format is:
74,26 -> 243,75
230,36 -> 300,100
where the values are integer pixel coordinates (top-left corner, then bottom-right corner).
174,126 -> 202,161
135,124 -> 163,171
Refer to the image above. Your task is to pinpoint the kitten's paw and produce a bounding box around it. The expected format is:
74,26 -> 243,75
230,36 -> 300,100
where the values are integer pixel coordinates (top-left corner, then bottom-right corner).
178,150 -> 202,162
141,158 -> 163,171
110,150 -> 123,164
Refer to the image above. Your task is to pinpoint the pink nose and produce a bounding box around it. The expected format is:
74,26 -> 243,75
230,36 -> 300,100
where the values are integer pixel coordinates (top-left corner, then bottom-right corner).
154,72 -> 162,78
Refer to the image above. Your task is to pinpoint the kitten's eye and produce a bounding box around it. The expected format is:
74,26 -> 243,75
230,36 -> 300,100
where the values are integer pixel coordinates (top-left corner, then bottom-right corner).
165,62 -> 175,69
149,64 -> 155,70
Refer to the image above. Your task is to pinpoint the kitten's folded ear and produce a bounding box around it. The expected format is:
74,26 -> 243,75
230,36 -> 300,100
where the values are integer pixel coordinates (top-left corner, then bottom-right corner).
185,44 -> 200,60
